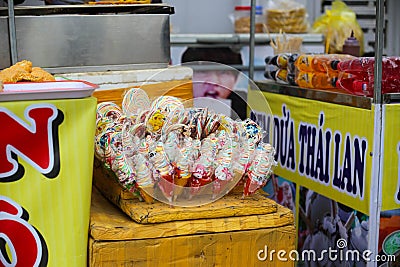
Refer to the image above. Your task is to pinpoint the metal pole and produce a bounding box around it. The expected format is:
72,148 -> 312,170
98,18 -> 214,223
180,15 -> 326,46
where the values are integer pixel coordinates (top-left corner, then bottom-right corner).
367,0 -> 385,265
373,0 -> 384,104
8,0 -> 18,64
248,0 -> 256,80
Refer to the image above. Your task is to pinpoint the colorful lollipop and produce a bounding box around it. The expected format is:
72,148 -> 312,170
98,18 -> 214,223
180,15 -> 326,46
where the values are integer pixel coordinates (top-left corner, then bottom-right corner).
146,109 -> 166,134
243,143 -> 277,197
96,102 -> 122,121
122,88 -> 151,116
132,153 -> 155,203
150,95 -> 184,119
213,131 -> 234,197
148,142 -> 175,202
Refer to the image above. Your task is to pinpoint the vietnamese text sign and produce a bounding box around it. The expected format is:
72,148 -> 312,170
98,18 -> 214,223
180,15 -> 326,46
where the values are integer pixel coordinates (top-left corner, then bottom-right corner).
382,104 -> 400,211
248,90 -> 374,214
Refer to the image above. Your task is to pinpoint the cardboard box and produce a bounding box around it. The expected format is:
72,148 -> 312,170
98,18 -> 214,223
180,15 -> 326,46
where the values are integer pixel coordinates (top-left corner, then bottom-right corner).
89,186 -> 296,267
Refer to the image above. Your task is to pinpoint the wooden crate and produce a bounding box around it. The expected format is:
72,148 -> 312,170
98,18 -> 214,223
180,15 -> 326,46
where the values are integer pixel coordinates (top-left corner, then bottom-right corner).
89,187 -> 296,267
93,80 -> 193,108
58,67 -> 194,107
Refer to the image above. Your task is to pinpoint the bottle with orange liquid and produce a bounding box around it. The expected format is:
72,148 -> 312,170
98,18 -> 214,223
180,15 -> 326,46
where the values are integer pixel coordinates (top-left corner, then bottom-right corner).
296,71 -> 337,89
295,54 -> 356,73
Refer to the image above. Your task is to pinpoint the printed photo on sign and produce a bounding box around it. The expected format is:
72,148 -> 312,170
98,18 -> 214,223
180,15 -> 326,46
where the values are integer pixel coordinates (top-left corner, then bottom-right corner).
298,187 -> 369,267
378,209 -> 400,266
262,175 -> 295,216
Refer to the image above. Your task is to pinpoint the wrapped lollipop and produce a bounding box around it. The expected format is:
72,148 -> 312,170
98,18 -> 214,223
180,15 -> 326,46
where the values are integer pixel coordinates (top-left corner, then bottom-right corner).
218,115 -> 238,138
95,116 -> 114,137
199,133 -> 219,157
94,120 -> 120,160
146,109 -> 166,135
213,165 -> 233,198
150,95 -> 185,126
231,119 -> 263,176
178,108 -> 208,139
122,88 -> 151,117
160,108 -> 183,134
202,112 -> 221,139
162,123 -> 185,163
241,118 -> 263,145
101,131 -> 123,169
189,159 -> 214,198
243,143 -> 277,197
111,151 -> 137,192
132,153 -> 155,203
182,127 -> 201,163
188,134 -> 219,197
95,102 -> 124,159
96,101 -> 122,121
231,134 -> 256,179
172,127 -> 201,199
98,124 -> 136,189
121,122 -> 146,158
148,141 -> 175,202
212,130 -> 237,197
136,110 -> 150,124
172,148 -> 192,200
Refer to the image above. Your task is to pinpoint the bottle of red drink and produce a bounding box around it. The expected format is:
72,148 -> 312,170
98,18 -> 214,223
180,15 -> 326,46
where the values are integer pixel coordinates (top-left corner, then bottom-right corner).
352,77 -> 400,96
334,57 -> 400,95
334,57 -> 400,76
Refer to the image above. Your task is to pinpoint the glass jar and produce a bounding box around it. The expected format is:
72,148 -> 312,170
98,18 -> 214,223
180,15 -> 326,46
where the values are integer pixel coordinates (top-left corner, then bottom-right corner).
234,5 -> 263,33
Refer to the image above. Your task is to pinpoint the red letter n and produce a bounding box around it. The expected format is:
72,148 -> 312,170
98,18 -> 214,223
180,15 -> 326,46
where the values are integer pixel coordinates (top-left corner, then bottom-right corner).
0,104 -> 64,182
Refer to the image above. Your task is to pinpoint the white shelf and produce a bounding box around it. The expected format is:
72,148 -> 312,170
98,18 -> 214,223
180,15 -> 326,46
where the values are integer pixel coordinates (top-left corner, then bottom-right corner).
170,33 -> 324,47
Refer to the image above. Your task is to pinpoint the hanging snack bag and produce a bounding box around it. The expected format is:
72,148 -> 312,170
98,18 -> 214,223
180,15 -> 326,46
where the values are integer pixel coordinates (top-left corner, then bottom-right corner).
312,0 -> 364,55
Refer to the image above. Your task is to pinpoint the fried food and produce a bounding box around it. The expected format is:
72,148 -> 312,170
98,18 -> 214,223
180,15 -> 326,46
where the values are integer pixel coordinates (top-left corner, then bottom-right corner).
14,60 -> 33,72
0,60 -> 55,83
0,65 -> 30,83
28,67 -> 56,82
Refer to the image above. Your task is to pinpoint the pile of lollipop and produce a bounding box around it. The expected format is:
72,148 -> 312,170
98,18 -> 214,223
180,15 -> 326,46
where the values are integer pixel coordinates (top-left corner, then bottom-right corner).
94,88 -> 276,204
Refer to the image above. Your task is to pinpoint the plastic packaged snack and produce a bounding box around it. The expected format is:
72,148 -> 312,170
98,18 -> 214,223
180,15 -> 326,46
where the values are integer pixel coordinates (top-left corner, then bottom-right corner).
265,0 -> 309,33
234,5 -> 264,33
312,0 -> 364,54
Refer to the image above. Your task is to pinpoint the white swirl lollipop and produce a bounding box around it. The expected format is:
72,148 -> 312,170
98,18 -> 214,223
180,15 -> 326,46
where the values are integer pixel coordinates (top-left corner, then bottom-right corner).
122,88 -> 151,116
150,95 -> 184,117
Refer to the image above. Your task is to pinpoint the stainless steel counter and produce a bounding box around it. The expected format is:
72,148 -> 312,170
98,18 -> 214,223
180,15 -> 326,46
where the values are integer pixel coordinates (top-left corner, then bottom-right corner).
1,4 -> 174,72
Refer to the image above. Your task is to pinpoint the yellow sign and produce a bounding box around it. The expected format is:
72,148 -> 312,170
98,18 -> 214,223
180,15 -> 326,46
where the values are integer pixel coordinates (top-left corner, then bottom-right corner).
0,97 -> 96,266
248,89 -> 374,215
382,103 -> 400,211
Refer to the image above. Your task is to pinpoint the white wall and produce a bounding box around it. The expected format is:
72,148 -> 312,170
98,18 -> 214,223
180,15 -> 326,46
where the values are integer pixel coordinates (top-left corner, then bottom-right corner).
164,0 -> 318,34
164,0 -> 237,34
166,0 -> 325,82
